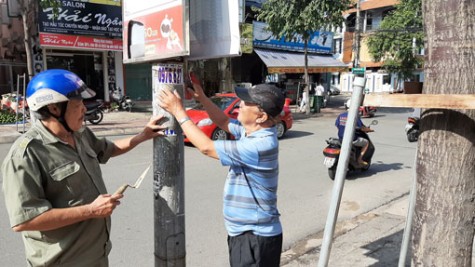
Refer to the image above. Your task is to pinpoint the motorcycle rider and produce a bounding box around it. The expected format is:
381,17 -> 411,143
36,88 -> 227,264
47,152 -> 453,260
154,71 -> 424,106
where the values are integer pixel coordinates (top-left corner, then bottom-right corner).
335,99 -> 373,166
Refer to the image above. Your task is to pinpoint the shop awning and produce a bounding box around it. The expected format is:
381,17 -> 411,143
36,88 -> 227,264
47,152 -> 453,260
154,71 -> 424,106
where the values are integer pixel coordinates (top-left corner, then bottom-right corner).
254,49 -> 349,74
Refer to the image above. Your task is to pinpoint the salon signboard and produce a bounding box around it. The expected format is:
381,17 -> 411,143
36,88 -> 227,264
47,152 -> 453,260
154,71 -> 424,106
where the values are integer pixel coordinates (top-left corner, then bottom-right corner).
38,0 -> 122,39
39,32 -> 123,51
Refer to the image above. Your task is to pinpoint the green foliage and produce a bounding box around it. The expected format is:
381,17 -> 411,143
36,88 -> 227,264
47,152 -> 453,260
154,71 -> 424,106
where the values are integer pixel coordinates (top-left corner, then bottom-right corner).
366,0 -> 423,80
254,0 -> 352,41
0,110 -> 23,124
39,0 -> 60,8
39,0 -> 61,17
110,102 -> 119,111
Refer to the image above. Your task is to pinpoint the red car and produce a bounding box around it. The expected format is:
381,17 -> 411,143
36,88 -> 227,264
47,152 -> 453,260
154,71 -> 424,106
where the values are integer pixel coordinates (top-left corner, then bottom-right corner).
185,93 -> 293,141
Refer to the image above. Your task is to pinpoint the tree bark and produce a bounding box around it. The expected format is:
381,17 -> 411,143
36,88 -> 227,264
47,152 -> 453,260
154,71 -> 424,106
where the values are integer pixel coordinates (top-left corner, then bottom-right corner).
412,0 -> 475,266
19,0 -> 36,81
304,38 -> 310,114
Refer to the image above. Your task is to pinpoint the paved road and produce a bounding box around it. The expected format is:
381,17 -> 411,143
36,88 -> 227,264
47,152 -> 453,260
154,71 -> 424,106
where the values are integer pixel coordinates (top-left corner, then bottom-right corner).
0,99 -> 417,266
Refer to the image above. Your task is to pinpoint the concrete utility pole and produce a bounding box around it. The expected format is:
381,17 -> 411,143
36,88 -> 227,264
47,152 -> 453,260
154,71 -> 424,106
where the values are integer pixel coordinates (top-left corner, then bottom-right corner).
353,0 -> 361,68
152,64 -> 186,267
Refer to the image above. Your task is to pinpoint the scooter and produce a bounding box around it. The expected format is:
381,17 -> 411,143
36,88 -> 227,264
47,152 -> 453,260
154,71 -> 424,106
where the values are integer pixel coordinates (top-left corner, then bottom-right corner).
323,120 -> 377,180
84,101 -> 104,125
344,101 -> 377,118
110,87 -> 134,112
329,85 -> 340,95
405,116 -> 420,142
359,106 -> 377,118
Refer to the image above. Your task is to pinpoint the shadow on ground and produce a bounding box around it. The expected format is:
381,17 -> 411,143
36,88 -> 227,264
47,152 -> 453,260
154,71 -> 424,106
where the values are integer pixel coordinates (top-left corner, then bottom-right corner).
363,230 -> 410,267
346,162 -> 406,180
281,130 -> 314,140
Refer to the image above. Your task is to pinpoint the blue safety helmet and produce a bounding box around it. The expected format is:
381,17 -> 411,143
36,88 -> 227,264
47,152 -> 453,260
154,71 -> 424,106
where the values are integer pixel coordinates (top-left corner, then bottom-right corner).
26,69 -> 96,111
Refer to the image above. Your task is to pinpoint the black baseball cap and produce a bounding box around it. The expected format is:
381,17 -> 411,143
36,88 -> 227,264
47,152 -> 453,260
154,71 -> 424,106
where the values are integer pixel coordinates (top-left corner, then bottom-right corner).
235,84 -> 285,117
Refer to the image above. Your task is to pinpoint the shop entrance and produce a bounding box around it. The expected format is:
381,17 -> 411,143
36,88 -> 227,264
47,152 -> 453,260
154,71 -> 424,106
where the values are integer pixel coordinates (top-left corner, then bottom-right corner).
46,51 -> 104,100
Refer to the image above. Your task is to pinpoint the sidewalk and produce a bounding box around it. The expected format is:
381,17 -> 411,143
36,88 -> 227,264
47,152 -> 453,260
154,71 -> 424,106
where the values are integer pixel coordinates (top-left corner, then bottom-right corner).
282,194 -> 410,266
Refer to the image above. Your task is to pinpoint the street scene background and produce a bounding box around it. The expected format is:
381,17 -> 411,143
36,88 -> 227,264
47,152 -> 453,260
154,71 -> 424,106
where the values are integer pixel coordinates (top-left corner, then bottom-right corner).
0,96 -> 417,266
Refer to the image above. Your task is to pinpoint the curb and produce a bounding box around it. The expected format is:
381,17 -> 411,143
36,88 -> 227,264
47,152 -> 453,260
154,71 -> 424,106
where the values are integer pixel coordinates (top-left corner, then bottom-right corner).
0,131 -> 21,144
93,127 -> 146,137
281,193 -> 409,266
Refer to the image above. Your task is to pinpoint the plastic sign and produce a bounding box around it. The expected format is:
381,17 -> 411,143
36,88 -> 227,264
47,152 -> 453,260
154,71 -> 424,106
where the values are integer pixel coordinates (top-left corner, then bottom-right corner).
123,0 -> 189,63
352,67 -> 366,75
38,0 -> 122,39
253,21 -> 334,54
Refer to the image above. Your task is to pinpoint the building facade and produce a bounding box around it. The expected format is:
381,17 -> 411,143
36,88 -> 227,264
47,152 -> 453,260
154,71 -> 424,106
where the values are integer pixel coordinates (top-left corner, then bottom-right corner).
227,1 -> 348,104
340,0 -> 424,93
0,0 -> 26,96
0,0 -> 137,103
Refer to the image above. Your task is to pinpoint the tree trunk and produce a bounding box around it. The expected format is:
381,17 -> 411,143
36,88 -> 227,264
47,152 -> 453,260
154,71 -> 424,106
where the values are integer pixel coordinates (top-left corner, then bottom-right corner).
304,38 -> 310,114
20,0 -> 35,80
412,1 -> 475,266
22,12 -> 33,80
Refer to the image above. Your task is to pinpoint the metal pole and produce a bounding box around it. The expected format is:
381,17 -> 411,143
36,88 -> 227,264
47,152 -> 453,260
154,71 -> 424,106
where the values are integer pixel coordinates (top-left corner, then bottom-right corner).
296,82 -> 301,112
317,77 -> 366,267
22,73 -> 26,133
102,51 -> 109,103
398,148 -> 418,266
15,74 -> 26,132
15,74 -> 20,132
152,64 -> 186,267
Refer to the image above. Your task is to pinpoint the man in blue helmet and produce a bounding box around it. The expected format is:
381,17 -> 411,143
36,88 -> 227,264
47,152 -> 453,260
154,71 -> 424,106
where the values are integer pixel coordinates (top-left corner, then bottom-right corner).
1,69 -> 165,266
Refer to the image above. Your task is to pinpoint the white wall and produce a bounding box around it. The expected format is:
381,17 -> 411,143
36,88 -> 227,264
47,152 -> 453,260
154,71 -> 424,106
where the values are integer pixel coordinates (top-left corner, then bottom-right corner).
340,72 -> 395,93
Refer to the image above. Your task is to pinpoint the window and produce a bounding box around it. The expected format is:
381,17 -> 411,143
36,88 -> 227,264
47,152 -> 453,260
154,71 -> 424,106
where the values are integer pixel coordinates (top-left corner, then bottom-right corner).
365,12 -> 373,31
333,38 -> 342,54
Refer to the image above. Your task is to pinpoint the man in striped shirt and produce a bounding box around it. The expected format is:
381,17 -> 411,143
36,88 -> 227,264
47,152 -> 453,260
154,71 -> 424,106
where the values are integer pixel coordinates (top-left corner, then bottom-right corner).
159,79 -> 284,267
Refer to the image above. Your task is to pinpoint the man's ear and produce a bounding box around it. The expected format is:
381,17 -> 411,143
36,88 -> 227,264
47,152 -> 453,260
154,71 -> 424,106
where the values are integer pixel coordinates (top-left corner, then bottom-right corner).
47,104 -> 61,116
256,112 -> 269,124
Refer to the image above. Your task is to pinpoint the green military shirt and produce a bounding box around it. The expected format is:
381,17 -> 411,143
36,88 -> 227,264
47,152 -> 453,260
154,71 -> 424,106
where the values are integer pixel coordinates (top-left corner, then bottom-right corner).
2,120 -> 116,266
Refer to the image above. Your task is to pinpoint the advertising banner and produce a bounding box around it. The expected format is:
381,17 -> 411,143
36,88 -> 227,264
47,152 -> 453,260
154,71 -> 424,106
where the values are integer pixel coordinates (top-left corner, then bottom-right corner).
39,32 -> 123,51
253,21 -> 333,54
38,0 -> 122,39
123,0 -> 189,63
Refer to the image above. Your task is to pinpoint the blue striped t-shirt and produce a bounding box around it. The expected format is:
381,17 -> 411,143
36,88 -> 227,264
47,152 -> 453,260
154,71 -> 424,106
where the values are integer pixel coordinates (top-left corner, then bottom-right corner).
214,119 -> 282,237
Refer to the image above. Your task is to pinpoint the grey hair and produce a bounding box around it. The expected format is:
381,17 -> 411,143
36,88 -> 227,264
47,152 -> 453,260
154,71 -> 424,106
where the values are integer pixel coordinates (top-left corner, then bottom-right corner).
31,102 -> 67,120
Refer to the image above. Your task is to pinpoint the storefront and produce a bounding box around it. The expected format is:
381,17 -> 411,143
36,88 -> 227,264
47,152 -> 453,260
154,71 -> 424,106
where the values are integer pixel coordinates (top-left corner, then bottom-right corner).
252,49 -> 347,101
0,2 -> 27,96
39,49 -> 123,101
233,21 -> 348,103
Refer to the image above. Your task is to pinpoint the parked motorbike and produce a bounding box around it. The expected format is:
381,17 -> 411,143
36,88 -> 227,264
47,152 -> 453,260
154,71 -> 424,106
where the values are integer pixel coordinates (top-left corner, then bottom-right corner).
344,101 -> 377,118
323,120 -> 377,180
359,106 -> 377,118
405,116 -> 420,142
84,101 -> 104,125
329,85 -> 340,95
110,87 -> 134,112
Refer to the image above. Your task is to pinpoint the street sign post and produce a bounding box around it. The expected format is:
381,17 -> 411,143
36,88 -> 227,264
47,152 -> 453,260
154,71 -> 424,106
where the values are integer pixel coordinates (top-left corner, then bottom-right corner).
318,77 -> 367,267
352,67 -> 366,75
